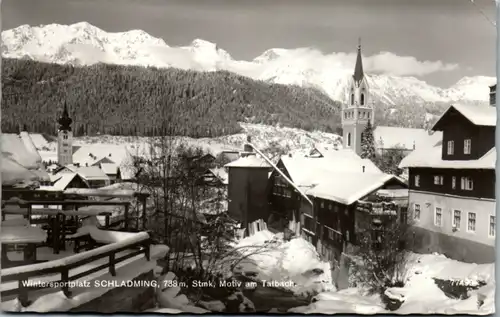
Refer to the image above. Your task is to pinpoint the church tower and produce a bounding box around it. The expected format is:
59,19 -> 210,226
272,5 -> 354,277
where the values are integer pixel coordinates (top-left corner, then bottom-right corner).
341,39 -> 374,156
57,102 -> 73,166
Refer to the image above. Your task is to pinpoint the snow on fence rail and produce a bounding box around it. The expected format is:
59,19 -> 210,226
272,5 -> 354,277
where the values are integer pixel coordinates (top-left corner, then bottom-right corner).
1,231 -> 151,307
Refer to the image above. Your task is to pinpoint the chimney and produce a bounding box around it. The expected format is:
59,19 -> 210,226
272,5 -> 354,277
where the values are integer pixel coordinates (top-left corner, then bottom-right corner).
362,165 -> 365,173
243,135 -> 253,153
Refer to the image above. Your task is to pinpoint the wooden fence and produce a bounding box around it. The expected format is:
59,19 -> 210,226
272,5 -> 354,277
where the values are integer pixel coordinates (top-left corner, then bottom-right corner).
1,232 -> 151,307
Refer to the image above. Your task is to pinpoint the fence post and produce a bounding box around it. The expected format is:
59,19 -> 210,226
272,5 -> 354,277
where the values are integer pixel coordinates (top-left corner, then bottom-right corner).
61,269 -> 72,298
124,204 -> 129,230
18,278 -> 30,307
109,253 -> 116,276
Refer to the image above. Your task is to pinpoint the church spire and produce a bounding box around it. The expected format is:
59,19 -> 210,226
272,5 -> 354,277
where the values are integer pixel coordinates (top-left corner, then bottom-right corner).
58,102 -> 73,132
353,38 -> 364,84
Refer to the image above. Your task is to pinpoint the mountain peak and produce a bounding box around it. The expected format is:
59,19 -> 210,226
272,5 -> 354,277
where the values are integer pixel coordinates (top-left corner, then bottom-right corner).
1,22 -> 493,106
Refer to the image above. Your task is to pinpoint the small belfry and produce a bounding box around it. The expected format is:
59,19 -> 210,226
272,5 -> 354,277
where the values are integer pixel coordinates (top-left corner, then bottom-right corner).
341,38 -> 374,156
57,102 -> 73,166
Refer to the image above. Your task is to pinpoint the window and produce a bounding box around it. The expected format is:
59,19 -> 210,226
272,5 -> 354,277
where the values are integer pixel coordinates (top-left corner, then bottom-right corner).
452,176 -> 456,189
453,210 -> 461,230
461,177 -> 473,191
489,216 -> 495,237
467,212 -> 476,232
399,206 -> 408,224
434,175 -> 443,185
434,175 -> 444,185
414,175 -> 420,187
464,139 -> 471,154
435,207 -> 442,227
447,140 -> 454,155
350,93 -> 355,105
414,204 -> 421,220
347,133 -> 352,147
328,203 -> 332,210
360,93 -> 365,105
344,112 -> 347,119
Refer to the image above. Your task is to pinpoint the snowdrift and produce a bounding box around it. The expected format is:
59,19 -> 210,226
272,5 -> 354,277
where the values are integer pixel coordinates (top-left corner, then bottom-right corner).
234,230 -> 334,295
291,252 -> 495,315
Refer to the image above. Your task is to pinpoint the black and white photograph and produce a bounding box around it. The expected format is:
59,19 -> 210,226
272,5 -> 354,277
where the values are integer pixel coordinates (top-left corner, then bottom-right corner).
0,0 -> 497,314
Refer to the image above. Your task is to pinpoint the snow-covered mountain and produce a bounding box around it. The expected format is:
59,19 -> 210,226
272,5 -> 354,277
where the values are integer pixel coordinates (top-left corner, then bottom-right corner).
2,22 -> 495,106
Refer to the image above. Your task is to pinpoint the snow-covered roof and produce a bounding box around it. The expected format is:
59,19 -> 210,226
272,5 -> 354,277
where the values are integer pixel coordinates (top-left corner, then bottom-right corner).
278,148 -> 398,205
2,133 -> 41,170
305,173 -> 400,205
208,168 -> 229,184
72,144 -> 129,167
225,154 -> 271,168
27,133 -> 50,150
62,164 -> 79,173
100,163 -> 119,175
1,133 -> 50,186
399,142 -> 495,170
52,173 -> 80,191
281,149 -> 381,187
99,182 -> 149,195
76,166 -> 110,180
374,126 -> 442,151
432,103 -> 496,130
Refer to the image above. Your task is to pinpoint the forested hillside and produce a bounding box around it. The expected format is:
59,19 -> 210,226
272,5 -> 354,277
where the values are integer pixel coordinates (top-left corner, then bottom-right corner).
2,58 -> 345,137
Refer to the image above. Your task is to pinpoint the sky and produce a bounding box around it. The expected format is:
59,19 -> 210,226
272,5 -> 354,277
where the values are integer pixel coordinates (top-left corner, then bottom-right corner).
2,0 -> 496,87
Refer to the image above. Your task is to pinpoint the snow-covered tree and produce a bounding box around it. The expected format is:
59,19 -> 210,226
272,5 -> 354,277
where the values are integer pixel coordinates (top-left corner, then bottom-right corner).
374,146 -> 406,176
361,121 -> 376,160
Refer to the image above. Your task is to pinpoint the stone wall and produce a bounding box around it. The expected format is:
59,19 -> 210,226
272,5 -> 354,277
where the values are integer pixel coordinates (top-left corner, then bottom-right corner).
70,270 -> 156,313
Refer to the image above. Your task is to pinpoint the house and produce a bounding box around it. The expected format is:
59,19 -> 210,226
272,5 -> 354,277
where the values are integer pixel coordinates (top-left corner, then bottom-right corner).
48,172 -> 89,191
225,151 -> 272,231
76,166 -> 111,188
373,126 -> 442,156
399,102 -> 496,264
100,163 -> 121,184
269,144 -> 408,262
1,131 -> 51,200
198,167 -> 229,187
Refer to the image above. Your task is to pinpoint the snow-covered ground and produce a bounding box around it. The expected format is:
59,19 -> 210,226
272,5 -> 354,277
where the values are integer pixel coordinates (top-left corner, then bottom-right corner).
290,252 -> 495,315
34,122 -> 341,163
232,230 -> 334,296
